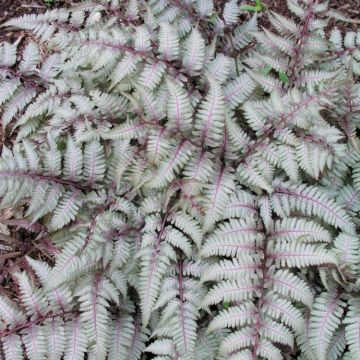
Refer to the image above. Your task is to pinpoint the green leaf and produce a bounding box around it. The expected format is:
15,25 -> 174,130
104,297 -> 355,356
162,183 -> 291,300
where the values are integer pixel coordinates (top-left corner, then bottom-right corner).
240,5 -> 259,12
261,65 -> 272,75
240,0 -> 264,12
223,301 -> 230,309
279,70 -> 289,84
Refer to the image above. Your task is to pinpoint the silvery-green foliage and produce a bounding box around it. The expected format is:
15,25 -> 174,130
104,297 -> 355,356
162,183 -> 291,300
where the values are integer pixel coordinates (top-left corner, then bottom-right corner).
0,0 -> 360,359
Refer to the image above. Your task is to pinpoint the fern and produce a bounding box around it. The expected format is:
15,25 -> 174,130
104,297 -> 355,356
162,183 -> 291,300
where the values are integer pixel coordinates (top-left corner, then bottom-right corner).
0,0 -> 359,359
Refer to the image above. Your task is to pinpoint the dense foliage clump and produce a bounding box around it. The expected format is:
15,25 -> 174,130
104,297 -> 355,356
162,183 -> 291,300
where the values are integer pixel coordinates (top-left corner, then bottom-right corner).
0,0 -> 360,359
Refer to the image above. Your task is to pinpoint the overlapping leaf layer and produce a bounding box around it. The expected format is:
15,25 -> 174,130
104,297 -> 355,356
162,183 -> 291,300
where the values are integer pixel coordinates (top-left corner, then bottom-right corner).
0,1 -> 360,359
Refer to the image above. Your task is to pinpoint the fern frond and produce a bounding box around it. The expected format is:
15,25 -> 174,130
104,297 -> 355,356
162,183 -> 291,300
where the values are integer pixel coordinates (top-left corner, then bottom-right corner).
219,327 -> 254,355
46,319 -> 66,360
139,60 -> 166,89
224,73 -> 256,109
83,141 -> 106,185
309,290 -> 345,360
64,316 -> 88,360
147,140 -> 192,188
208,303 -> 256,331
201,257 -> 259,283
344,298 -> 360,358
49,190 -> 82,231
76,276 -> 115,360
139,238 -> 173,327
0,295 -> 26,327
271,218 -> 331,243
205,54 -> 232,83
193,77 -> 225,147
201,279 -> 257,307
22,326 -> 47,360
165,79 -> 193,131
201,218 -> 262,258
19,41 -> 39,73
159,23 -> 180,61
269,242 -> 336,268
2,334 -> 24,360
195,0 -> 214,17
203,165 -> 235,231
16,272 -> 48,319
182,28 -> 205,74
272,182 -> 355,232
270,269 -> 313,307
